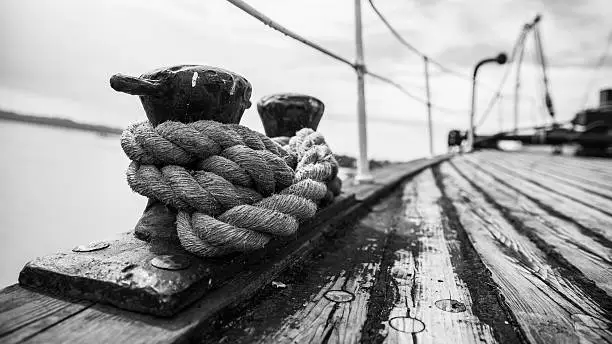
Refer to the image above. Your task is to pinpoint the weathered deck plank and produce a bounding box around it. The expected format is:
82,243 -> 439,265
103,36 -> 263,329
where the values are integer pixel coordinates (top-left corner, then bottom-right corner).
438,161 -> 612,343
351,155 -> 450,201
0,285 -> 92,344
479,155 -> 612,216
381,169 -> 497,344
256,200 -> 392,343
506,152 -> 612,183
5,150 -> 612,343
1,157 -> 450,344
462,155 -> 612,246
452,158 -> 612,296
198,168 -> 519,344
18,193 -> 356,317
482,152 -> 612,199
17,199 -> 357,344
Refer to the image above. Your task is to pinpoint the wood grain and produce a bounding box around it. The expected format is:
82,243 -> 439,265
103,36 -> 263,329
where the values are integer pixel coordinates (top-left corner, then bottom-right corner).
481,155 -> 612,216
0,285 -> 92,344
18,194 -> 356,317
7,157 -> 451,344
453,158 -> 612,296
463,155 -> 612,245
191,185 -> 405,344
439,161 -> 612,344
351,154 -> 451,202
257,209 -> 389,343
504,151 -> 612,183
478,152 -> 612,199
381,169 -> 497,344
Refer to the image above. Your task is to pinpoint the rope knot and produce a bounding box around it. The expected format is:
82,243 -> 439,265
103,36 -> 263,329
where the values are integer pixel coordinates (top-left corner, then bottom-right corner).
123,120 -> 340,256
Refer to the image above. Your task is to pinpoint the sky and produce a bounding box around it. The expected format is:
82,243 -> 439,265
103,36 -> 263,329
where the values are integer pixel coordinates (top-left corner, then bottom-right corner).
1,0 -> 611,159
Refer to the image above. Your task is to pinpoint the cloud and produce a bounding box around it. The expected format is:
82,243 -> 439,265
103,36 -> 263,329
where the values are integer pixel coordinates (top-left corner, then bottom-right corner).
0,0 -> 611,159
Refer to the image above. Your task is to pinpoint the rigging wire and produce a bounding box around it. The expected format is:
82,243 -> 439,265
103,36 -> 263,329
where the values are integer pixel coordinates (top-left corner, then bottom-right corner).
225,0 -> 354,68
366,0 -> 475,81
528,41 -> 553,126
474,28 -> 528,128
367,0 -> 510,94
366,0 -> 543,126
225,0 -> 469,115
366,70 -> 467,114
474,16 -> 549,130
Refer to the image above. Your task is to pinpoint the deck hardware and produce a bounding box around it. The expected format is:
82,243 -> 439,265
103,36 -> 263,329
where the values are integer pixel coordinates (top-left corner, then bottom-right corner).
258,92 -> 341,205
434,299 -> 467,313
388,316 -> 426,333
323,290 -> 355,303
111,65 -> 253,244
150,255 -> 191,271
468,52 -> 508,151
71,241 -> 109,253
257,93 -> 324,137
272,281 -> 287,289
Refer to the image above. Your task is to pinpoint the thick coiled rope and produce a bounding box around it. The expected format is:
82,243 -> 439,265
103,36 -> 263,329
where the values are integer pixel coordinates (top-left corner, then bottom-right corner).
121,120 -> 339,256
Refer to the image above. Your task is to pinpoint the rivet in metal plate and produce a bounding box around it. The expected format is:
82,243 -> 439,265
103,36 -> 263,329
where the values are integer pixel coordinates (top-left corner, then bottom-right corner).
150,255 -> 191,271
435,299 -> 467,313
388,316 -> 426,333
72,241 -> 109,253
324,290 -> 355,303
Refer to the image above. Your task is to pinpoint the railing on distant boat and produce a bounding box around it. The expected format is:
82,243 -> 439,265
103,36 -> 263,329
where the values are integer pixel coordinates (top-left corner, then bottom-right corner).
225,0 -> 484,182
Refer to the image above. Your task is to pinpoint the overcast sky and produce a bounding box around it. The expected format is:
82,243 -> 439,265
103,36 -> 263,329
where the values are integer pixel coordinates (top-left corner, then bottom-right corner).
1,0 -> 611,158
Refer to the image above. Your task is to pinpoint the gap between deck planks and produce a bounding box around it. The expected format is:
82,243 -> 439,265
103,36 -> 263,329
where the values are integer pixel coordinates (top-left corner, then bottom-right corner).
463,154 -> 612,246
500,150 -> 612,177
451,158 -> 612,297
200,168 -> 520,344
480,152 -> 612,197
380,169 -> 500,344
472,153 -> 612,216
0,285 -> 92,343
437,158 -> 612,343
0,155 -> 451,344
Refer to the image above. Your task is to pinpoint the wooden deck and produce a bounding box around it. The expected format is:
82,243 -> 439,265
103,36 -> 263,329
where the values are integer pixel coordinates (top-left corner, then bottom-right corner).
198,150 -> 612,344
1,150 -> 611,343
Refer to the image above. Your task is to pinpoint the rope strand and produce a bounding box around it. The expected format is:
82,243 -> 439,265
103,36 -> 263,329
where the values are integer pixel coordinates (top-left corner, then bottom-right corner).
123,121 -> 339,257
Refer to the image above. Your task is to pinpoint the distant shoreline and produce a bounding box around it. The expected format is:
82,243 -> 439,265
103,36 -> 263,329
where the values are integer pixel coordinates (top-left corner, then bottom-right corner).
0,111 -> 403,165
0,110 -> 123,136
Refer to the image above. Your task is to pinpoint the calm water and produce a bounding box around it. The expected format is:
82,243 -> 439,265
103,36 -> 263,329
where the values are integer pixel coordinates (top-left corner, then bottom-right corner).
0,119 -> 444,287
0,121 -> 143,287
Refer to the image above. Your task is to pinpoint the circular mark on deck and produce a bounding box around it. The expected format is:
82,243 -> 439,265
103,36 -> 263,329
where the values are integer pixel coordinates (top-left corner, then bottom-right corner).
435,299 -> 467,313
571,314 -> 611,329
324,290 -> 355,303
150,255 -> 191,271
389,316 -> 426,333
72,241 -> 109,253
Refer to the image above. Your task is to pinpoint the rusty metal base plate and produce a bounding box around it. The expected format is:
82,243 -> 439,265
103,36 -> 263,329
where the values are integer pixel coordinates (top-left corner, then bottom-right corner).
18,194 -> 356,317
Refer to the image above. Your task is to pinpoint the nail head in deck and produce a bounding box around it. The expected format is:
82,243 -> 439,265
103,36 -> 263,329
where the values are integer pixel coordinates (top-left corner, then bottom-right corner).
324,290 -> 355,303
389,316 -> 426,333
72,241 -> 110,253
435,299 -> 467,313
150,254 -> 191,271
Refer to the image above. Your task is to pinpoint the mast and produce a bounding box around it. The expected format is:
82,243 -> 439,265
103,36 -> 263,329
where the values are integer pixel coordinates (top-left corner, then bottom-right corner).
354,0 -> 373,183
